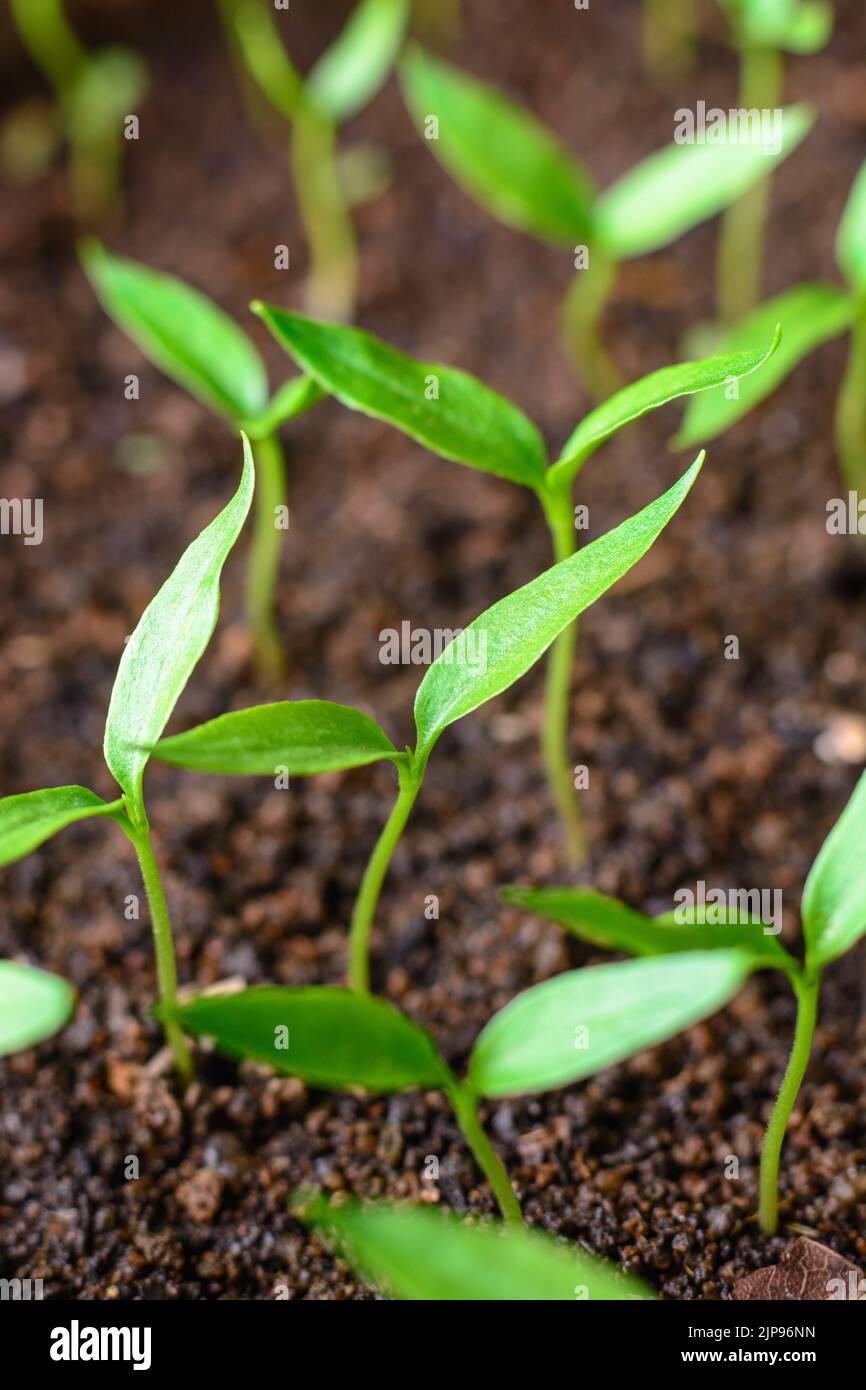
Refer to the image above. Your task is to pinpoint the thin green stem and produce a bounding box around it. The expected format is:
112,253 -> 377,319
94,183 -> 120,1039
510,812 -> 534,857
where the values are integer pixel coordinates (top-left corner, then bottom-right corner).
347,761 -> 421,993
292,101 -> 358,321
758,970 -> 820,1236
834,312 -> 866,497
446,1076 -> 523,1227
642,0 -> 697,80
717,44 -> 783,325
561,252 -> 622,401
246,431 -> 287,682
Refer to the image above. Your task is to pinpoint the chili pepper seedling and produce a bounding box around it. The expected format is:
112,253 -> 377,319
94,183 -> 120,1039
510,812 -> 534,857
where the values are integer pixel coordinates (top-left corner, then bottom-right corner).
155,455 -> 705,991
250,299 -> 778,861
398,43 -> 810,398
9,0 -> 148,222
501,767 -> 866,1236
0,442 -> 255,1081
217,0 -> 409,320
80,241 -> 322,680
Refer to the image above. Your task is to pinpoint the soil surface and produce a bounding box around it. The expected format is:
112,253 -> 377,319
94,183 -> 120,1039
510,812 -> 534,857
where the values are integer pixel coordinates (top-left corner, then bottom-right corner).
2,0 -> 866,1300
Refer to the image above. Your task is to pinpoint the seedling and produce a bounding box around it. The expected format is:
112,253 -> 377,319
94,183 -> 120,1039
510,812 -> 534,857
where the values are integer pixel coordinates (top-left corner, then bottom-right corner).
217,0 -> 409,319
501,766 -> 866,1235
9,0 -> 148,221
155,457 -> 705,991
677,153 -> 866,497
0,443 -> 255,1080
398,43 -> 810,397
249,300 -> 778,861
80,241 -> 322,680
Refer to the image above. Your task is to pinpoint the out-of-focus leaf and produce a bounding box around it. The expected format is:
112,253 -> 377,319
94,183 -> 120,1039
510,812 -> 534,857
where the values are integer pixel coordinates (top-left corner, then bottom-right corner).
0,961 -> 76,1057
802,771 -> 866,967
309,0 -> 409,124
836,155 -> 866,295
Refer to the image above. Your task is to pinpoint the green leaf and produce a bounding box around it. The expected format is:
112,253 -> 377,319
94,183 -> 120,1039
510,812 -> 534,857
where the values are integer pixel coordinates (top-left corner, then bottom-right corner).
675,283 -> 853,446
725,0 -> 833,54
299,1194 -> 655,1300
399,45 -> 596,246
104,439 -> 254,816
552,331 -> 780,482
501,885 -> 796,974
468,950 -> 752,1098
596,104 -> 815,259
156,700 -> 403,776
309,0 -> 409,124
0,961 -> 76,1057
67,46 -> 148,144
80,239 -> 268,423
837,156 -> 866,295
0,786 -> 125,869
228,0 -> 304,122
174,986 -> 450,1092
413,454 -> 703,759
801,771 -> 866,968
253,303 -> 546,489
246,374 -> 325,439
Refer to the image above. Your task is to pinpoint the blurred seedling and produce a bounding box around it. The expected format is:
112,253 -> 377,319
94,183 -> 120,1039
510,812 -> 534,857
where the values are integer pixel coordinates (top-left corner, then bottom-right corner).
502,767 -> 866,1235
250,300 -> 778,862
0,443 -> 255,1081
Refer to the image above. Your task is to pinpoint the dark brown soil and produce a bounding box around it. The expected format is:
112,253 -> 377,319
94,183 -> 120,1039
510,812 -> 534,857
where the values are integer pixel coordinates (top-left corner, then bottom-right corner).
2,0 -> 866,1300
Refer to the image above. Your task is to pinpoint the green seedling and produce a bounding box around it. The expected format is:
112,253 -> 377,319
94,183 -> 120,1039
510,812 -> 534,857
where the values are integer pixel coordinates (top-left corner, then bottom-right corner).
80,241 -> 322,680
217,0 -> 409,320
250,300 -> 778,861
502,767 -> 866,1236
0,960 -> 76,1058
398,43 -> 810,398
0,443 -> 255,1080
169,944 -> 751,1226
10,0 -> 148,222
155,457 -> 705,989
677,153 -> 866,497
296,1191 -> 655,1300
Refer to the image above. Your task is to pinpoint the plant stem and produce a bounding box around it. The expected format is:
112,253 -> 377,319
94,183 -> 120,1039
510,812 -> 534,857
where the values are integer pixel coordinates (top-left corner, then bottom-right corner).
758,970 -> 820,1236
561,251 -> 622,402
446,1077 -> 523,1227
347,762 -> 421,993
246,431 -> 287,682
717,44 -> 783,325
292,101 -> 358,322
127,822 -> 193,1083
642,0 -> 697,80
834,311 -> 866,497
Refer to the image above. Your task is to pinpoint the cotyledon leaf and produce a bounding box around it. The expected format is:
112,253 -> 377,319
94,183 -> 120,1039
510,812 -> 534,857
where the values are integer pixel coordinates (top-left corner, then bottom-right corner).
0,961 -> 77,1057
309,0 -> 410,125
836,155 -> 866,295
0,786 -> 125,869
801,770 -> 866,968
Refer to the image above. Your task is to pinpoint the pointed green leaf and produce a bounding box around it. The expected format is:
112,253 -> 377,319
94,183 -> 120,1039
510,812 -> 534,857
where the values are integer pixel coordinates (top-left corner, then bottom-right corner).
299,1194 -> 655,1301
0,786 -> 125,869
246,374 -> 324,439
552,332 -> 780,482
254,303 -> 546,488
675,283 -> 852,446
0,961 -> 76,1057
309,0 -> 409,124
413,455 -> 703,759
399,45 -> 596,246
837,156 -> 866,294
801,771 -> 866,968
174,986 -> 450,1092
596,104 -> 814,259
104,440 -> 254,815
469,950 -> 752,1098
81,240 -> 268,423
156,700 -> 402,776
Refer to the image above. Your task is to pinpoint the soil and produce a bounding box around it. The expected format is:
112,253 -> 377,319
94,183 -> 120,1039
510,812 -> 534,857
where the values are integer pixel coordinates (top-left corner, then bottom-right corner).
2,0 -> 866,1301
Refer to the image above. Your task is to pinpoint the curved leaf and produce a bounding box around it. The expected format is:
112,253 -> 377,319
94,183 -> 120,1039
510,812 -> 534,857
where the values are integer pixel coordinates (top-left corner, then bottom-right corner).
399,45 -> 596,246
596,104 -> 814,259
156,700 -> 402,776
254,303 -> 546,488
837,155 -> 866,295
468,950 -> 752,1098
174,986 -> 450,1092
801,771 -> 866,968
413,455 -> 703,759
309,0 -> 409,124
299,1193 -> 655,1301
675,283 -> 852,446
104,439 -> 254,817
81,240 -> 268,422
0,961 -> 76,1057
0,786 -> 124,869
247,374 -> 324,439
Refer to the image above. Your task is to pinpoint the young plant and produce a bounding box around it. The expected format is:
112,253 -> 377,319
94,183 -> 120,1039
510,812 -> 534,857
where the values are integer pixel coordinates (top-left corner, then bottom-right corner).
677,153 -> 866,496
155,457 -> 705,992
217,0 -> 409,319
398,43 -> 810,397
501,767 -> 866,1236
716,0 -> 833,324
295,1191 -> 655,1300
80,241 -> 322,680
0,442 -> 255,1081
250,299 -> 778,861
0,961 -> 76,1058
9,0 -> 148,222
